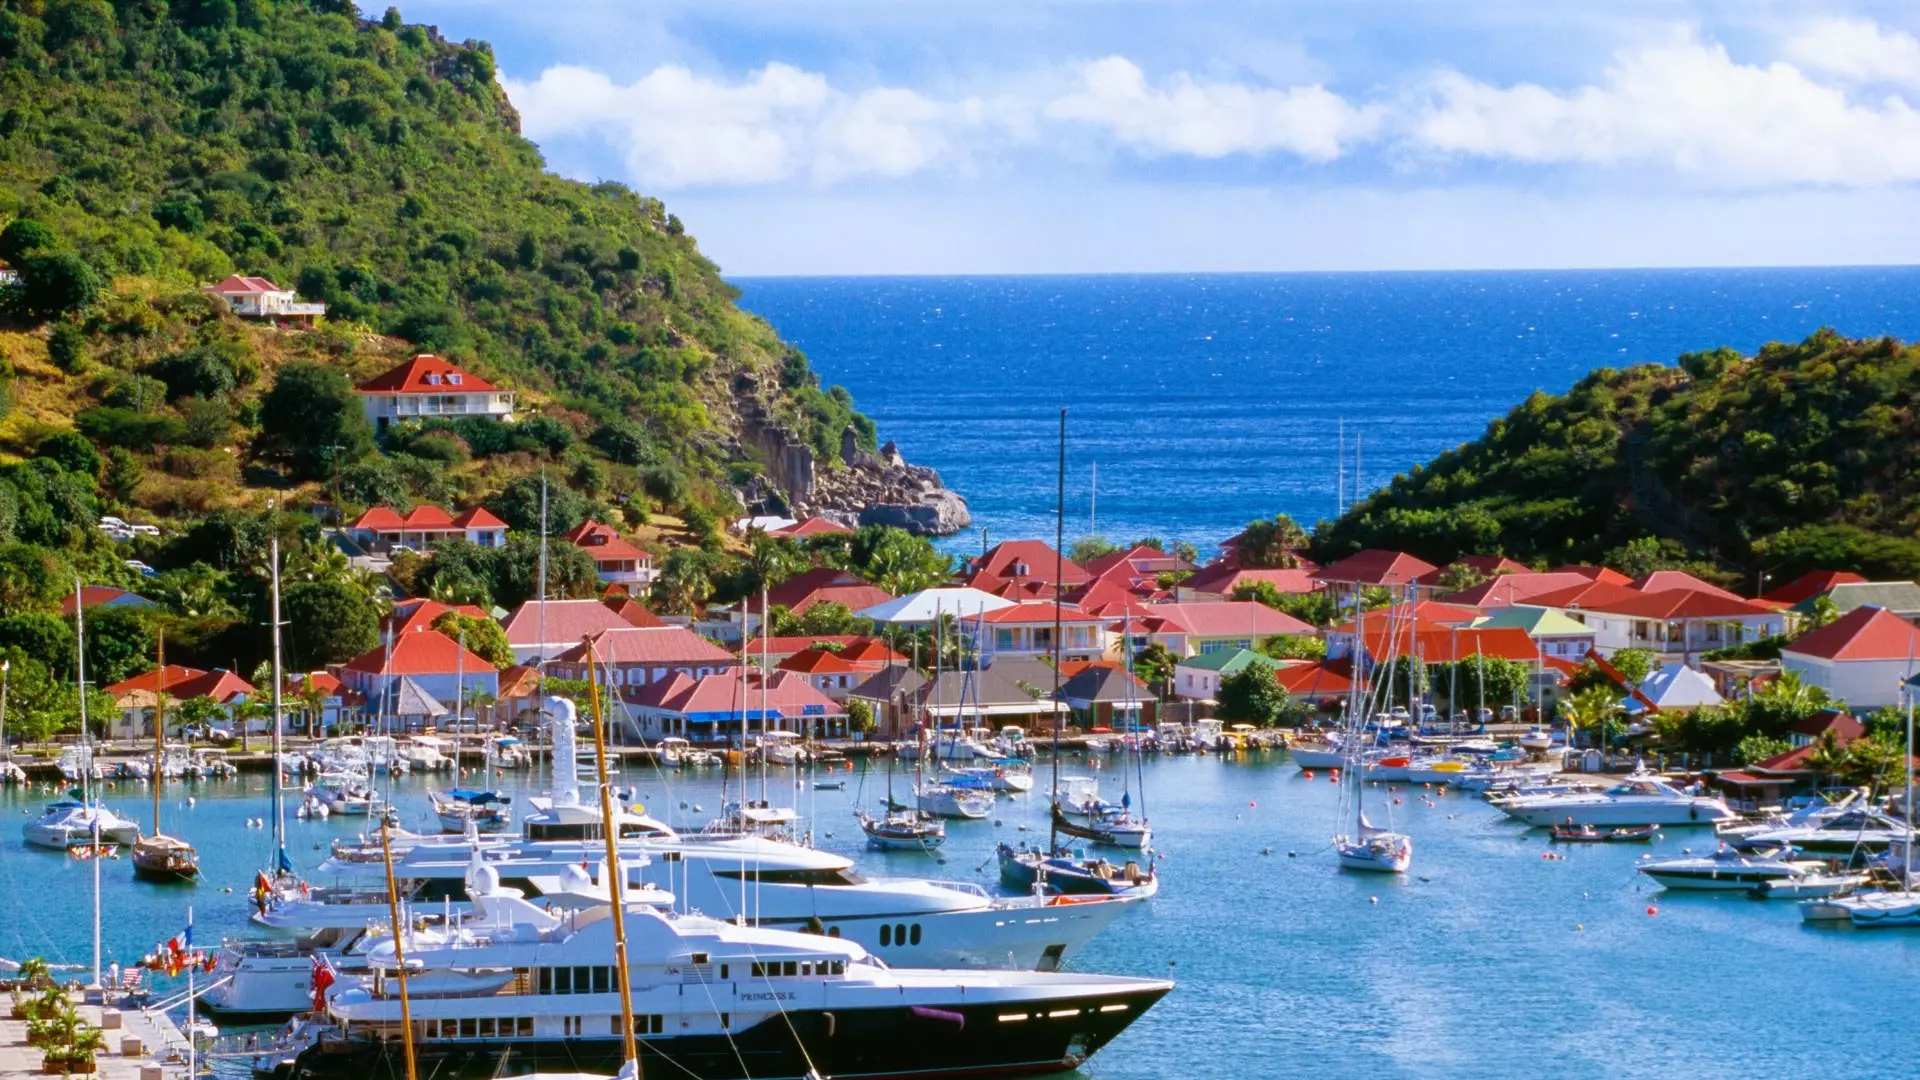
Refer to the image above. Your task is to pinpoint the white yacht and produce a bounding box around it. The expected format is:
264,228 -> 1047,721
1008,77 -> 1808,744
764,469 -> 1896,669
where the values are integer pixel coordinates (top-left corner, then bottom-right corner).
247,867 -> 1171,1080
1497,774 -> 1737,827
1638,846 -> 1824,891
916,782 -> 993,819
55,745 -> 106,783
304,771 -> 379,816
1724,806 -> 1911,855
23,798 -> 143,849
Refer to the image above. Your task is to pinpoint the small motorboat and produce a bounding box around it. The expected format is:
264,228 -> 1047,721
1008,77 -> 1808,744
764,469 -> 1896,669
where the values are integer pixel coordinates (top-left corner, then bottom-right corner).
813,779 -> 847,791
131,833 -> 200,882
24,798 -> 143,849
1639,845 -> 1825,890
1518,727 -> 1555,752
1550,823 -> 1657,843
430,789 -> 511,833
997,842 -> 1159,897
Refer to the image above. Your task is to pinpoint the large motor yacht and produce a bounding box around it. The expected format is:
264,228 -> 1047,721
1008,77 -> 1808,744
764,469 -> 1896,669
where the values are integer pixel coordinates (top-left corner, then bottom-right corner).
1496,774 -> 1737,828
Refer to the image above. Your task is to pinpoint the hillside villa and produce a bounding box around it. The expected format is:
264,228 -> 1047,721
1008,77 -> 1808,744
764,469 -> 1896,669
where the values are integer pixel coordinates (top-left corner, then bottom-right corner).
348,504 -> 509,553
356,354 -> 515,434
201,274 -> 326,324
564,520 -> 656,589
545,626 -> 740,692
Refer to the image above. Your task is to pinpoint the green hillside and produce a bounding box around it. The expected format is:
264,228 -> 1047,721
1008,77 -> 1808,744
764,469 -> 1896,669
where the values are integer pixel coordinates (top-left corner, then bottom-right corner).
0,0 -> 870,503
1312,330 -> 1920,581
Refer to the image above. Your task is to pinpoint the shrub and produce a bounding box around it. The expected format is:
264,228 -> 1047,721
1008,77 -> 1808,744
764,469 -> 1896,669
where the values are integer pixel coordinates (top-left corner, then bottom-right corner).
77,407 -> 186,447
46,323 -> 85,373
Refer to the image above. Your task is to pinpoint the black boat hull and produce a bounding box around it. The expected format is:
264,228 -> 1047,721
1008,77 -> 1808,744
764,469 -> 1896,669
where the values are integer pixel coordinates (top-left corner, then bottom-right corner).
262,987 -> 1169,1080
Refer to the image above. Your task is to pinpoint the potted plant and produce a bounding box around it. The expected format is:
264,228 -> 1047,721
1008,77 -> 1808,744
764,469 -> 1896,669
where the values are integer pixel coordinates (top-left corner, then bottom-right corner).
64,1027 -> 103,1074
20,957 -> 51,991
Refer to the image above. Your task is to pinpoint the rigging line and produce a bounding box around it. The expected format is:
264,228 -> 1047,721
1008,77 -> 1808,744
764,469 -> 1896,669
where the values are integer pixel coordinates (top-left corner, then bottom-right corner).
683,946 -> 756,1080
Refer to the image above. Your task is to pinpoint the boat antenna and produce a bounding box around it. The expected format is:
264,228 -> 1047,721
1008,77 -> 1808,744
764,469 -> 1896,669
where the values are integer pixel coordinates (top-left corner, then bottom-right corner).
378,814 -> 418,1080
1049,407 -> 1065,855
1336,418 -> 1345,517
585,637 -> 643,1076
269,533 -> 287,873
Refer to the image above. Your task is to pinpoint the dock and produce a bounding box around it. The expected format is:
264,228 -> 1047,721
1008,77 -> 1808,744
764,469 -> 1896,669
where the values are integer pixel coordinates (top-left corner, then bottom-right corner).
0,989 -> 196,1080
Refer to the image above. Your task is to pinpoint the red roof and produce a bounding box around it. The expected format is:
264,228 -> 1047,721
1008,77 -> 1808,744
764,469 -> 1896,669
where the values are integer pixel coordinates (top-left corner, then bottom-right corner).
837,639 -> 907,666
1441,572 -> 1599,608
501,599 -> 637,648
1524,581 -> 1649,611
344,629 -> 499,675
497,665 -> 542,700
1357,626 -> 1541,663
1630,570 -> 1742,601
1792,709 -> 1865,741
59,585 -> 151,615
1582,588 -> 1777,620
385,599 -> 489,636
970,574 -> 1058,601
1082,546 -> 1195,591
1548,564 -> 1633,585
564,520 -> 651,562
1273,662 -> 1361,696
745,566 -> 893,616
629,670 -> 843,717
355,354 -> 501,395
1761,570 -> 1868,606
603,596 -> 668,629
1129,601 -> 1314,637
1312,549 -> 1439,587
982,602 -> 1108,625
203,274 -> 283,294
169,669 -> 258,703
1784,606 -> 1920,662
1413,556 -> 1532,587
554,626 -> 736,666
968,540 -> 1089,587
350,504 -> 506,532
772,517 -> 853,538
105,665 -> 208,696
284,671 -> 344,696
1177,564 -> 1321,597
777,649 -> 864,675
1330,601 -> 1481,635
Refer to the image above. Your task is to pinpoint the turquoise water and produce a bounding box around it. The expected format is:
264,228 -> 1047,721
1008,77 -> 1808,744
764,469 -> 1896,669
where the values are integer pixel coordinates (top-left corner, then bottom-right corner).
736,269 -> 1920,552
5,758 -> 1920,1078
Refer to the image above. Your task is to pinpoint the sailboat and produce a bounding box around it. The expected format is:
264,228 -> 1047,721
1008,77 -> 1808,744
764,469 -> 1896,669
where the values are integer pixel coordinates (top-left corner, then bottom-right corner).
1333,597 -> 1413,874
133,633 -> 199,882
0,660 -> 25,785
859,736 -> 945,850
1000,409 -> 1159,897
1822,678 -> 1920,926
25,581 -> 142,850
914,603 -> 993,820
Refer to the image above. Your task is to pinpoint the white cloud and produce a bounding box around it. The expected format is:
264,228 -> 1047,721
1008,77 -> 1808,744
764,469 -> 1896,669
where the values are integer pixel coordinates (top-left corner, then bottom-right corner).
1044,56 -> 1379,161
503,63 -> 994,188
1780,16 -> 1920,89
1411,29 -> 1920,186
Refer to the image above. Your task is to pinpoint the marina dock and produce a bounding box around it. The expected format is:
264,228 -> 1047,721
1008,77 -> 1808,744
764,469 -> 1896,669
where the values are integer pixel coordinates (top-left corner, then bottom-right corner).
0,990 -> 193,1080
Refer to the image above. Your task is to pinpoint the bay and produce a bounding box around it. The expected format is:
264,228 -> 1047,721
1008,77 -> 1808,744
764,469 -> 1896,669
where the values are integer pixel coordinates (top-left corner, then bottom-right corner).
6,757 -> 1920,1079
735,268 -> 1920,553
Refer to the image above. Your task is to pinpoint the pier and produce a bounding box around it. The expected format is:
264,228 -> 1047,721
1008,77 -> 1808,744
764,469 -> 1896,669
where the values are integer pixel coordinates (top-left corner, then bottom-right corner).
0,989 -> 194,1080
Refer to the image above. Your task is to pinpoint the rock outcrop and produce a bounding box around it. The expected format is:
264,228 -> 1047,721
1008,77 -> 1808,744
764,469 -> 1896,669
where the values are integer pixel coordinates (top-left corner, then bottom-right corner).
733,386 -> 969,536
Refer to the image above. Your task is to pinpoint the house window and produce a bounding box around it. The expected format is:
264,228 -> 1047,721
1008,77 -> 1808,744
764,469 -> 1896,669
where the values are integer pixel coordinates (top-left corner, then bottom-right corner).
996,629 -> 1015,651
449,373 -> 463,385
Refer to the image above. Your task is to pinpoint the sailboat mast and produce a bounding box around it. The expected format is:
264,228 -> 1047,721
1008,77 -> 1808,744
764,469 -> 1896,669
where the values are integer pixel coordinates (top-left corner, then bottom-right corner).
377,819 -> 418,1080
153,632 -> 165,835
74,578 -> 89,804
1049,408 -> 1065,853
1336,418 -> 1345,517
585,640 -> 643,1072
269,535 -> 286,868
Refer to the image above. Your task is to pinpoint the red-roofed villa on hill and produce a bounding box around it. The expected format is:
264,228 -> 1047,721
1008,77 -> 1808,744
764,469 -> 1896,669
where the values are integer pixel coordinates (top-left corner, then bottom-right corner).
348,504 -> 508,554
564,519 -> 656,588
356,354 -> 515,433
625,670 -> 846,741
1520,586 -> 1788,664
201,275 -> 326,323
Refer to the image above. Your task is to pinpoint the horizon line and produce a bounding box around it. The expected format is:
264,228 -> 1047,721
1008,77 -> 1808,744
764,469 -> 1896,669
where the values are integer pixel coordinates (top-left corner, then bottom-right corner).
726,261 -> 1920,281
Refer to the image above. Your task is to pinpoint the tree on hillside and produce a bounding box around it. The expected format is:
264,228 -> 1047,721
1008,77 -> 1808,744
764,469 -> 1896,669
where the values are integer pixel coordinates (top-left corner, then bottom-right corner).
283,579 -> 379,669
653,548 -> 715,616
1235,515 -> 1308,569
432,611 -> 514,669
9,252 -> 102,322
486,474 -> 599,536
1257,635 -> 1325,661
843,526 -> 949,596
1610,648 -> 1654,688
1435,563 -> 1491,593
0,219 -> 54,265
1232,580 -> 1338,628
255,363 -> 373,482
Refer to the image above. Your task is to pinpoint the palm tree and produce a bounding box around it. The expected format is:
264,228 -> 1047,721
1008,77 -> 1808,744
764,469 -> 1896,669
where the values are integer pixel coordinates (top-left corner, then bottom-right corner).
17,957 -> 49,990
294,677 -> 330,737
1561,686 -> 1620,748
1806,731 -> 1850,788
1805,595 -> 1841,630
230,695 -> 272,754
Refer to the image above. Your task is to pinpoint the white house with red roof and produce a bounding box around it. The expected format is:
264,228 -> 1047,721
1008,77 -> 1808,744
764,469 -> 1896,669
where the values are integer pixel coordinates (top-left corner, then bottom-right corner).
1127,601 -> 1316,658
981,602 -> 1109,663
1522,586 -> 1786,663
545,626 -> 738,693
625,670 -> 844,741
563,519 -> 655,588
340,628 -> 500,712
348,504 -> 507,553
103,666 -> 258,739
1780,606 -> 1920,709
355,354 -> 514,433
965,539 -> 1089,592
1172,564 -> 1320,602
201,275 -> 326,322
770,517 -> 853,539
382,598 -> 490,636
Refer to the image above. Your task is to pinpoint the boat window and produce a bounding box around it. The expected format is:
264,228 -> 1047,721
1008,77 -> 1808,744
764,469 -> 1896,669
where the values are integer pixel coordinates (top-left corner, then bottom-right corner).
479,1018 -> 495,1037
719,964 -> 728,979
710,868 -> 867,886
830,961 -> 845,975
784,961 -> 797,977
517,1018 -> 533,1037
909,924 -> 922,946
880,925 -> 891,947
573,966 -> 591,993
691,952 -> 709,965
894,923 -> 907,946
459,1019 -> 477,1038
591,966 -> 611,994
633,1015 -> 663,1036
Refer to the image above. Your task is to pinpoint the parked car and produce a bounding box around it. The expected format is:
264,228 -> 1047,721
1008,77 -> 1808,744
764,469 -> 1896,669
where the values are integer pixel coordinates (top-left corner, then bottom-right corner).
125,559 -> 158,577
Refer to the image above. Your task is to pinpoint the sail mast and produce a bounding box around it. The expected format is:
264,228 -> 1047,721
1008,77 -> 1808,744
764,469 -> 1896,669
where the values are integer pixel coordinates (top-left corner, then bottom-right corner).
269,534 -> 286,870
378,818 -> 418,1080
153,632 -> 165,835
585,638 -> 642,1074
1049,407 -> 1065,854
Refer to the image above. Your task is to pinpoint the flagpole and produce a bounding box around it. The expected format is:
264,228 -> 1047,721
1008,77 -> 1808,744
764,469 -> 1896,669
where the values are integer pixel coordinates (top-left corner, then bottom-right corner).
185,906 -> 195,1080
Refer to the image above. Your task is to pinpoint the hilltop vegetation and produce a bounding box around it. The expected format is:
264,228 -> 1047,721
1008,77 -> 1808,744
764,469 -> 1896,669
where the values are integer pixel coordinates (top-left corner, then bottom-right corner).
1312,330 -> 1920,581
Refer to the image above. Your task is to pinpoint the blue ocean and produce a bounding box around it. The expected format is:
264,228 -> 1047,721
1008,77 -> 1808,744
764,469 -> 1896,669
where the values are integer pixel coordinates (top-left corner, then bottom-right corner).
736,268 -> 1920,552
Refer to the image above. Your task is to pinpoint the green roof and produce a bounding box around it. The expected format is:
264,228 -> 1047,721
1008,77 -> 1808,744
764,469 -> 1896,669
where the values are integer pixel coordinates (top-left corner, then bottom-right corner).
1471,607 -> 1593,636
1176,648 -> 1282,675
1794,581 -> 1920,615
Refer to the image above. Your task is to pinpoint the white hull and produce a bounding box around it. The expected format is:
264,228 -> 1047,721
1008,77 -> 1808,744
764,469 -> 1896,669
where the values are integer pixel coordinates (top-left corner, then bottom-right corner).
917,787 -> 993,819
1642,870 -> 1805,891
1336,837 -> 1412,873
1843,892 -> 1920,928
1503,799 -> 1735,828
1289,748 -> 1345,769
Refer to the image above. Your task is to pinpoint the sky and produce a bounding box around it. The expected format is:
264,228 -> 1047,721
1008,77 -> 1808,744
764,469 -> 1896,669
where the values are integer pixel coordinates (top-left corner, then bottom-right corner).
406,0 -> 1920,275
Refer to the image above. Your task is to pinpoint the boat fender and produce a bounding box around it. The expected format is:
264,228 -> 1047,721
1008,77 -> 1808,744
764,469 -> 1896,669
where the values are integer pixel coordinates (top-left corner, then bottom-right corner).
824,1012 -> 835,1037
1690,806 -> 1699,821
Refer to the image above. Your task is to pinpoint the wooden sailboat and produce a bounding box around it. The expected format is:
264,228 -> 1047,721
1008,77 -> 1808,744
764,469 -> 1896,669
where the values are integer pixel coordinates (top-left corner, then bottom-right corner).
133,631 -> 200,882
1333,593 -> 1413,874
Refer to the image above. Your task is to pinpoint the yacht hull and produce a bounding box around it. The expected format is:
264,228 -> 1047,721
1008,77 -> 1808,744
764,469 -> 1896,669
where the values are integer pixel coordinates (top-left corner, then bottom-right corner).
1288,748 -> 1344,769
260,986 -> 1171,1080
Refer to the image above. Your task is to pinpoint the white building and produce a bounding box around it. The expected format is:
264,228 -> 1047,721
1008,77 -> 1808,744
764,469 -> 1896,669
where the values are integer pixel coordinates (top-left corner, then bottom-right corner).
1780,605 -> 1920,710
356,354 -> 515,434
201,275 -> 326,322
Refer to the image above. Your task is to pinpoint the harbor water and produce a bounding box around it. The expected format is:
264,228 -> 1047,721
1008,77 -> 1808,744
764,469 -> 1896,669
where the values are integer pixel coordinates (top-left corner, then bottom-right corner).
5,755 -> 1919,1078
